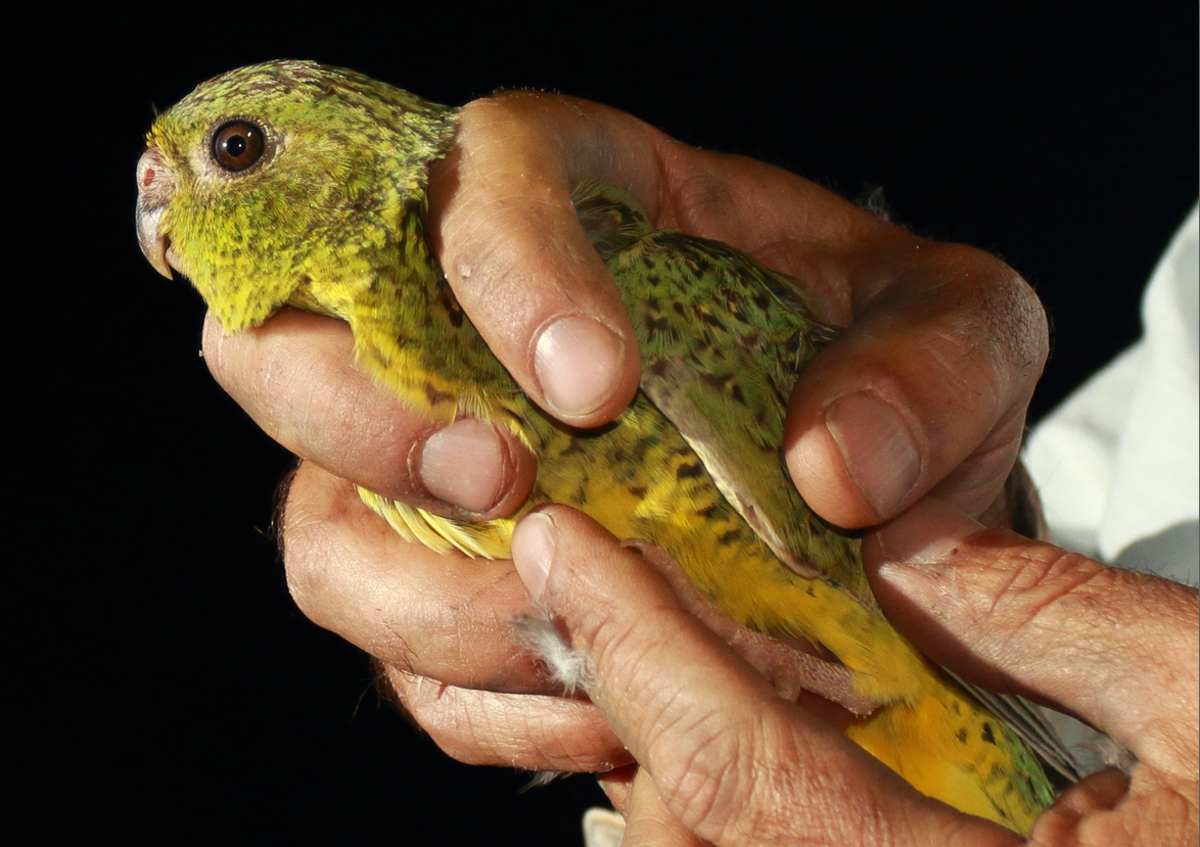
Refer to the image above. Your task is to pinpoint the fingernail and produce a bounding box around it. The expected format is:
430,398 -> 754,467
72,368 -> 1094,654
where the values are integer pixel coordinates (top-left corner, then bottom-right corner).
511,511 -> 556,601
417,419 -> 506,513
534,316 -> 625,418
874,498 -> 982,570
825,392 -> 921,518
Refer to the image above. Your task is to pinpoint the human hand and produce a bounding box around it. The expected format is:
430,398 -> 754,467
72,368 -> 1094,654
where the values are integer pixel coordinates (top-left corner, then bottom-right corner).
203,91 -> 1047,763
508,501 -> 1199,846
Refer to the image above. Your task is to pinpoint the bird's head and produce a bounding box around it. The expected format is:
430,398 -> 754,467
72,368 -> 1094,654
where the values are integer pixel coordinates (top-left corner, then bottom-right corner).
136,60 -> 457,330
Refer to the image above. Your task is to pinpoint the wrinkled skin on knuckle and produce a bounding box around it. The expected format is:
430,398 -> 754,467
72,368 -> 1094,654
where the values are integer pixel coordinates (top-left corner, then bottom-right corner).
278,464 -> 529,686
997,547 -> 1178,654
384,664 -> 626,772
278,464 -> 358,620
938,435 -> 1026,518
651,707 -> 868,847
967,535 -> 1113,650
653,711 -> 765,841
861,242 -> 1048,401
816,244 -> 1045,505
376,665 -> 492,765
658,156 -> 742,232
960,533 -> 1198,766
920,244 -> 1048,388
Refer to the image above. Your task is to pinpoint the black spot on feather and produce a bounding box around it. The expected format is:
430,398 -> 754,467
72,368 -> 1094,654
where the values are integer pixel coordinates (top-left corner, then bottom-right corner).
424,383 -> 454,406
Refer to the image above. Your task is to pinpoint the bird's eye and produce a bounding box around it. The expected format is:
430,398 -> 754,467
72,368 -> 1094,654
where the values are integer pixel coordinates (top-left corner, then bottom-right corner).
212,121 -> 266,172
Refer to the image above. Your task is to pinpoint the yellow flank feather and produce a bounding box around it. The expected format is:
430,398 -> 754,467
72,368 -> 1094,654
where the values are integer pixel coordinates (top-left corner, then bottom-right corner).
137,60 -> 1067,835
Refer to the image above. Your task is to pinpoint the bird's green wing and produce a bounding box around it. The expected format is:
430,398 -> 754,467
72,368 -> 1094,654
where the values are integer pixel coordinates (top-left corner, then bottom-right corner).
575,184 -> 873,607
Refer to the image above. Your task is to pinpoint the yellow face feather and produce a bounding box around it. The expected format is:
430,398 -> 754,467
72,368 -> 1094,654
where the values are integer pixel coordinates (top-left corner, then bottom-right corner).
138,60 -> 1068,834
138,60 -> 458,331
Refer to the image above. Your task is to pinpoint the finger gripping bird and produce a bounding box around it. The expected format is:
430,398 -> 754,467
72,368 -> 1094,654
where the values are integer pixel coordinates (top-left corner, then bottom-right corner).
137,60 -> 1070,834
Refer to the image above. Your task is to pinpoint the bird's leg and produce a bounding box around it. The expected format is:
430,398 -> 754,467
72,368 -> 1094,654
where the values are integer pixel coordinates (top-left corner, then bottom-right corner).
622,540 -> 885,718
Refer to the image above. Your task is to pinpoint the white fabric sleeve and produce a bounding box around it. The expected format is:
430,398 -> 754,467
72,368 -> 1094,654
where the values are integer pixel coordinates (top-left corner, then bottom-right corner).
1026,204 -> 1198,583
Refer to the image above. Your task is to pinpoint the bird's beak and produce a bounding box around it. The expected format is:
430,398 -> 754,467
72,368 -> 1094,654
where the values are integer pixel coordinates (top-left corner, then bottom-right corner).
136,146 -> 176,279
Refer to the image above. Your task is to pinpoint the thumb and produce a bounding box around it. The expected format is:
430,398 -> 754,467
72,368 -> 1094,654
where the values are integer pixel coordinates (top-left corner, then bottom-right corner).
863,498 -> 1199,775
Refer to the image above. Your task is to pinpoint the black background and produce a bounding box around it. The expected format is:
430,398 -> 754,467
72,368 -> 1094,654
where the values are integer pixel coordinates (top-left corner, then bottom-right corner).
14,5 -> 1196,843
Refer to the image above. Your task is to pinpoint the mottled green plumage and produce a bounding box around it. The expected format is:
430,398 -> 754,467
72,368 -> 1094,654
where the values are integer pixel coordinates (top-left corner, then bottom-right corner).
137,61 -> 1066,834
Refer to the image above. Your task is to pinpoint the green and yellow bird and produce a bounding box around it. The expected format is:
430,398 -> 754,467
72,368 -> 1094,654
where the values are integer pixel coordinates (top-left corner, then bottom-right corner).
137,60 -> 1072,834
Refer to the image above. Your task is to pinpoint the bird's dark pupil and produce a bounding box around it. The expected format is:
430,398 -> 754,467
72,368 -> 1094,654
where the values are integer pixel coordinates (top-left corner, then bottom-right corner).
212,121 -> 264,172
